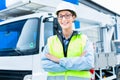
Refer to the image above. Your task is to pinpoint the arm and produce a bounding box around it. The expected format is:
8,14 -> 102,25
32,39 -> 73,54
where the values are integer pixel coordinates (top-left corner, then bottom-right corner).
59,39 -> 94,70
41,44 -> 67,72
46,39 -> 94,71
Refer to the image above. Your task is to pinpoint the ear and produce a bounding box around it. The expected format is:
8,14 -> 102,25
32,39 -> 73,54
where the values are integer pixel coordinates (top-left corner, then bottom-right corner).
72,16 -> 76,22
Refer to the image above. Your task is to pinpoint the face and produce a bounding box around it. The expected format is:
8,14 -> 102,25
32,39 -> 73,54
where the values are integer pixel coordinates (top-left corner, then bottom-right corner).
57,11 -> 76,30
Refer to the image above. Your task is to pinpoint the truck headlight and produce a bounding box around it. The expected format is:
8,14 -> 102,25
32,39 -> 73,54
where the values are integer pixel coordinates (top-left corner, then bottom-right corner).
23,75 -> 32,80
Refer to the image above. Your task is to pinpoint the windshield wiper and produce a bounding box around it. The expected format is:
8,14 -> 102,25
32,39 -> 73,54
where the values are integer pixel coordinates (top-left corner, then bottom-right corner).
14,48 -> 24,55
0,48 -> 24,56
7,48 -> 24,56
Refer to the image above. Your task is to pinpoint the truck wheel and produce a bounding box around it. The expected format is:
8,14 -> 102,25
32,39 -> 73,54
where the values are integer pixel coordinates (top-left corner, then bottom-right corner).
117,69 -> 120,80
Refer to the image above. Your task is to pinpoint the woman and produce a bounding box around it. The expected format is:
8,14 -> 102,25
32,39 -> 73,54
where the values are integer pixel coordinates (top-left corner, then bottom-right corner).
41,1 -> 94,80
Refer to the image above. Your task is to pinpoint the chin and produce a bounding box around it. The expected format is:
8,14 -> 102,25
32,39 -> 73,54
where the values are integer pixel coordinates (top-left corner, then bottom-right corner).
61,25 -> 69,28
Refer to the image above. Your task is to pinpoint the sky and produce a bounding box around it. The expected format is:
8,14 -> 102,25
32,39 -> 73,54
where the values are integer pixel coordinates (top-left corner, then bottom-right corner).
6,0 -> 20,7
92,0 -> 120,15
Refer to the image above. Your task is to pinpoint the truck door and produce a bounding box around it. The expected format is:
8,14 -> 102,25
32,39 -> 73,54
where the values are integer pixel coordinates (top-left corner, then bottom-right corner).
0,18 -> 40,80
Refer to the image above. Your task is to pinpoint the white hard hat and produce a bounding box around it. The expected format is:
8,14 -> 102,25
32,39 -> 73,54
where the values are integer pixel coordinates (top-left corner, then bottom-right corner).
56,1 -> 77,17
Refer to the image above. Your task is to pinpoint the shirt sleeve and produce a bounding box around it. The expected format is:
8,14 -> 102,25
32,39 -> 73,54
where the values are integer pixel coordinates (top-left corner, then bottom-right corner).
41,44 -> 67,72
59,39 -> 94,71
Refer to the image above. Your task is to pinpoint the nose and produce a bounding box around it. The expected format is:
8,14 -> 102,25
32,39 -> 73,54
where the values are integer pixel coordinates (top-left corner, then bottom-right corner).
62,17 -> 66,20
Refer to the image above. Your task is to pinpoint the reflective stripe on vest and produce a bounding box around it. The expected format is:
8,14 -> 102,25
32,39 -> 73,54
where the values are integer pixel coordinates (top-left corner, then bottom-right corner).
47,33 -> 91,78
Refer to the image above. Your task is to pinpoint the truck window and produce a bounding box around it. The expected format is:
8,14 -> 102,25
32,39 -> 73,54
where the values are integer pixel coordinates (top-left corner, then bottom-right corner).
0,18 -> 39,56
44,21 -> 53,45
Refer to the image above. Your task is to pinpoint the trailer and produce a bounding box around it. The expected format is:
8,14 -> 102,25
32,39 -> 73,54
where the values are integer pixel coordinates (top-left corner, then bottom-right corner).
0,0 -> 120,80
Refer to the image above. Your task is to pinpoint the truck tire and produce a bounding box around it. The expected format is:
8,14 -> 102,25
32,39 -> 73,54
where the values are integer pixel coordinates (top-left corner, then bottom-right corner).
117,69 -> 120,80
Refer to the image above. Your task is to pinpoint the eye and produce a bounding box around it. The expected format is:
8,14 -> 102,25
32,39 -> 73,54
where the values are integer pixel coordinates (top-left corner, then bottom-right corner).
58,15 -> 63,19
66,14 -> 70,18
59,15 -> 63,18
65,14 -> 72,19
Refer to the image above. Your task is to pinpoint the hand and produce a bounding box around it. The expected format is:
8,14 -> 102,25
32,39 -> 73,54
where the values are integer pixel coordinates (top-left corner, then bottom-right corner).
80,51 -> 87,57
45,53 -> 60,63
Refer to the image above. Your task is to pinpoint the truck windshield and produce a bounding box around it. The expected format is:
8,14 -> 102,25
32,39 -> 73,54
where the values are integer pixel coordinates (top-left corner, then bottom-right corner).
0,18 -> 39,56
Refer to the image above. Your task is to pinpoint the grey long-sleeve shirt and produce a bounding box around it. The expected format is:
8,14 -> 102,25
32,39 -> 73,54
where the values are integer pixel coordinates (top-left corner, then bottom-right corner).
41,35 -> 94,72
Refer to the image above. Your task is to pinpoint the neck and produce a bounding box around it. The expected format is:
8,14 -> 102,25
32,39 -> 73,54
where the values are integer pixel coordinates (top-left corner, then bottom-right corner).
62,29 -> 73,39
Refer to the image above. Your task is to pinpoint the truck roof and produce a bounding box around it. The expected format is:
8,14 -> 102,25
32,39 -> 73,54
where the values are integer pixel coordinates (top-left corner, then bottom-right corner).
0,0 -> 61,20
0,12 -> 54,25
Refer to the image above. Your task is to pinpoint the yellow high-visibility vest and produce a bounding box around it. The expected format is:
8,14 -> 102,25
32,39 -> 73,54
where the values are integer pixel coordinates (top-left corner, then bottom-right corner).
47,33 -> 91,78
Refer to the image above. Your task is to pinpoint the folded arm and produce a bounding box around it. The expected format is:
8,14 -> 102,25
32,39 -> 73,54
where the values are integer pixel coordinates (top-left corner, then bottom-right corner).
41,45 -> 67,72
46,39 -> 94,71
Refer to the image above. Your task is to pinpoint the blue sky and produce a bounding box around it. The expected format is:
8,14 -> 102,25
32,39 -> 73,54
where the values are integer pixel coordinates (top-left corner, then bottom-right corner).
92,0 -> 120,15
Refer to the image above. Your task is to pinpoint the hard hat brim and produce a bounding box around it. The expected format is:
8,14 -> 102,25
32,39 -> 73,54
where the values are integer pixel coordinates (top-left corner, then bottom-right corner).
56,9 -> 77,17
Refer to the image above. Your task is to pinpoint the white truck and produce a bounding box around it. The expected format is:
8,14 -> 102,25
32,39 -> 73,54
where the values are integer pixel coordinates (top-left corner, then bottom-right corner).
0,0 -> 120,80
0,12 -> 56,80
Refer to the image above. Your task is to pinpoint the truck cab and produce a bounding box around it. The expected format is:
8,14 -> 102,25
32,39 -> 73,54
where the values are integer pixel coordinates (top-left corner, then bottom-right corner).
0,12 -> 57,80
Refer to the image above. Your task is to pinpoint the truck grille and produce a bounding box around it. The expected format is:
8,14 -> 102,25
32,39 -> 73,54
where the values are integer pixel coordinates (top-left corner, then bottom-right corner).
0,70 -> 32,80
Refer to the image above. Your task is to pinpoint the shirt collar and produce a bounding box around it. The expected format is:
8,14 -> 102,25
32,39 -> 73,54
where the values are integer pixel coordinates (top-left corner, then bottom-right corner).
62,31 -> 80,40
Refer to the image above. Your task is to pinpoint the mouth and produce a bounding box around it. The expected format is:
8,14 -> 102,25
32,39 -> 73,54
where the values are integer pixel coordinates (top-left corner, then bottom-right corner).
61,22 -> 69,26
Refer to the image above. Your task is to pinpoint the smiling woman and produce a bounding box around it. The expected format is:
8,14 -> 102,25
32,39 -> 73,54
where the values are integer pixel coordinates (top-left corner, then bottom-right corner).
41,1 -> 94,80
